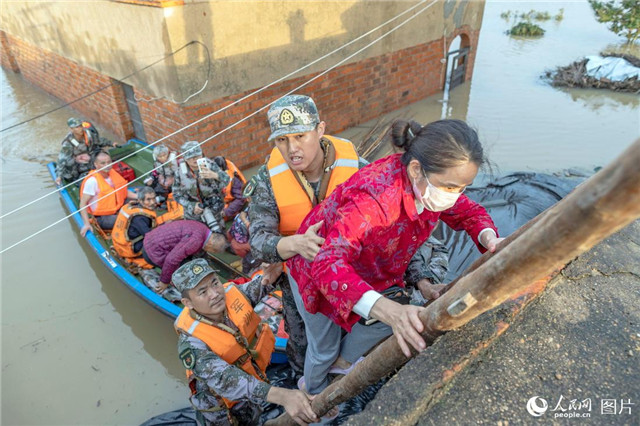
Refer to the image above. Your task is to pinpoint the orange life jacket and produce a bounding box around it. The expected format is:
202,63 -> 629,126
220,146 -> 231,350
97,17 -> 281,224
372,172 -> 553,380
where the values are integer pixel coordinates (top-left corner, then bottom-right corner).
174,285 -> 275,410
223,159 -> 247,206
267,135 -> 359,235
111,202 -> 157,259
80,169 -> 128,216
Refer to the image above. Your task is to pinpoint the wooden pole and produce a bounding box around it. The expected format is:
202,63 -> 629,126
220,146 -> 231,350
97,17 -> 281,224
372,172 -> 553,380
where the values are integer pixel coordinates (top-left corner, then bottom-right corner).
267,139 -> 640,425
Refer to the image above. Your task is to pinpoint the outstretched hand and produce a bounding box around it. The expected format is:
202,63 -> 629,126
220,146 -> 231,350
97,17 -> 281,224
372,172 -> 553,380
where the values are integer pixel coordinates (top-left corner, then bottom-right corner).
267,387 -> 318,425
370,297 -> 426,358
80,223 -> 92,237
484,235 -> 505,253
296,220 -> 325,261
416,279 -> 447,300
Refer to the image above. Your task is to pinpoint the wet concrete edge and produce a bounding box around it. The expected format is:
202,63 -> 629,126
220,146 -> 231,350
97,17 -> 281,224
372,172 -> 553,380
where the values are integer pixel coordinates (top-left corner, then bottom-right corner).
345,219 -> 640,426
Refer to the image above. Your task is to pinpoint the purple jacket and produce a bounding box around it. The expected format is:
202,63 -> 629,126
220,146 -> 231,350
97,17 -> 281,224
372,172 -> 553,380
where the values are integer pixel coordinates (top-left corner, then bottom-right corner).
143,220 -> 211,283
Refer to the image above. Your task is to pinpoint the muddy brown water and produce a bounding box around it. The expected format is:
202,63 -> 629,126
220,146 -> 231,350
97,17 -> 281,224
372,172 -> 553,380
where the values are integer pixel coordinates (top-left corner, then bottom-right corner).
1,1 -> 638,424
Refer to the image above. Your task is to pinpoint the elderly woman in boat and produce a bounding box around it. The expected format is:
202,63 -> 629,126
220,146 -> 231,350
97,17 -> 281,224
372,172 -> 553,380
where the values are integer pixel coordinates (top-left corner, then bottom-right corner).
288,119 -> 504,396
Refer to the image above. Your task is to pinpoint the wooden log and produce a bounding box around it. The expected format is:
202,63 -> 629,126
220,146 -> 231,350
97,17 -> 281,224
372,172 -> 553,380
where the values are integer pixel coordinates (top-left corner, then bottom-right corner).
266,139 -> 640,425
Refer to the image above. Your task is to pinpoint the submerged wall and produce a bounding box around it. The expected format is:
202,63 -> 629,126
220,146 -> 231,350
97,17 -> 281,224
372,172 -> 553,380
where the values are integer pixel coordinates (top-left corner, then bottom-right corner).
1,0 -> 485,168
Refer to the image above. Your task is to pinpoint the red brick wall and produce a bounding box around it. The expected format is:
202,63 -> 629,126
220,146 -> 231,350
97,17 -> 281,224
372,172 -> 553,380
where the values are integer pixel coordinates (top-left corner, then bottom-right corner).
1,27 -> 480,169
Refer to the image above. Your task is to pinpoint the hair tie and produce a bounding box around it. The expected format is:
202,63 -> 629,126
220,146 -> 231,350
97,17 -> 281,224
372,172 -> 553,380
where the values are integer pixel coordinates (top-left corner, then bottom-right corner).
407,128 -> 415,140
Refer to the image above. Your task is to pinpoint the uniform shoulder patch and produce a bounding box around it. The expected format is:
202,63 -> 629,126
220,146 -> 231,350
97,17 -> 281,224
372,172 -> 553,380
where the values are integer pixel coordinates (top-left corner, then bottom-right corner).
243,174 -> 260,198
179,348 -> 196,370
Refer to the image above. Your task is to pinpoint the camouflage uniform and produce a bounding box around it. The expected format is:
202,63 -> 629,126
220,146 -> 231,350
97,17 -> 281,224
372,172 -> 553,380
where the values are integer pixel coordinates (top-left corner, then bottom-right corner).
173,259 -> 274,426
172,157 -> 230,224
55,118 -> 112,183
246,95 -> 450,376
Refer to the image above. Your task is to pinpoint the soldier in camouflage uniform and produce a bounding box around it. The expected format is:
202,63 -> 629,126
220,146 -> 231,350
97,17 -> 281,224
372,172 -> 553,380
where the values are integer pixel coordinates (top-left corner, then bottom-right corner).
172,141 -> 230,233
55,117 -> 116,185
245,95 -> 450,379
173,258 -> 318,426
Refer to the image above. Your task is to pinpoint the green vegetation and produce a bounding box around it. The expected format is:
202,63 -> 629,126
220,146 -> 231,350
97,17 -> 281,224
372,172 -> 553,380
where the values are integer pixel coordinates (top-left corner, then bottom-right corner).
508,22 -> 546,37
501,9 -> 564,38
589,0 -> 639,44
500,9 -> 564,22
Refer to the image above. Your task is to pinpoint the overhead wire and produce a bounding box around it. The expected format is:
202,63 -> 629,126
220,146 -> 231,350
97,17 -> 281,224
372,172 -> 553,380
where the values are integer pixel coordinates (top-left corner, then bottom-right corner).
0,0 -> 430,223
0,0 -> 438,255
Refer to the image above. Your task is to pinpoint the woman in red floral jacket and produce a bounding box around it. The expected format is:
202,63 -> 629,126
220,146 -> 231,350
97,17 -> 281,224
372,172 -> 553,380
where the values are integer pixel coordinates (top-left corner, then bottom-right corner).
287,119 -> 503,395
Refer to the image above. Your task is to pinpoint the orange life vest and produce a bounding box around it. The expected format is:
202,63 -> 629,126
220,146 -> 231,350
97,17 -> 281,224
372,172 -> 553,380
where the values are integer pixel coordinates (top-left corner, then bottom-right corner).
80,169 -> 128,216
267,135 -> 359,235
223,158 -> 247,205
111,202 -> 157,260
174,285 -> 275,409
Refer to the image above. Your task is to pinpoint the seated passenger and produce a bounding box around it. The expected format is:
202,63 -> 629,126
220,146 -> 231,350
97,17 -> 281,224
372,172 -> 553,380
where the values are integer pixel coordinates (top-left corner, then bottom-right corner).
111,187 -> 180,268
141,220 -> 228,294
173,258 -> 318,426
172,141 -> 230,233
79,151 -> 137,236
55,117 -> 116,185
145,144 -> 176,200
213,155 -> 248,220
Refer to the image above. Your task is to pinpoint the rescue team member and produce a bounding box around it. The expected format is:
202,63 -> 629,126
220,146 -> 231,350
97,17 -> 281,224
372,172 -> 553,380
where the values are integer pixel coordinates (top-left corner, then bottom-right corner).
246,94 -> 366,377
111,187 -> 182,269
246,95 -> 450,379
173,258 -> 318,426
141,220 -> 229,294
172,141 -> 230,233
289,119 -> 504,394
55,117 -> 116,185
213,155 -> 247,220
79,151 -> 137,236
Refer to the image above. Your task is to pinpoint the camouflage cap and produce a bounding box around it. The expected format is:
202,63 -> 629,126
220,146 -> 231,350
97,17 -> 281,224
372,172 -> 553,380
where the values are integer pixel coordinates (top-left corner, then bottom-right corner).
180,141 -> 203,159
172,258 -> 216,293
67,117 -> 82,128
267,95 -> 320,141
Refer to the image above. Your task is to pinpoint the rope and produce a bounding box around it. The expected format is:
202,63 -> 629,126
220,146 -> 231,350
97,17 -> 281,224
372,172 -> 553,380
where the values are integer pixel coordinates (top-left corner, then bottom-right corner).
0,0 -> 438,255
0,0 -> 430,223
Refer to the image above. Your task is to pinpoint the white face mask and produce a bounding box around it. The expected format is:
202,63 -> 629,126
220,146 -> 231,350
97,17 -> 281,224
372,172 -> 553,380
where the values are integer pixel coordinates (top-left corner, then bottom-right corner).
412,176 -> 462,212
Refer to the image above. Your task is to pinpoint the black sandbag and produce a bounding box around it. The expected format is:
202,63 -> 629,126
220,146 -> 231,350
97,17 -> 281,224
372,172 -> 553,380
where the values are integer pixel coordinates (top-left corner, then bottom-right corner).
440,172 -> 584,282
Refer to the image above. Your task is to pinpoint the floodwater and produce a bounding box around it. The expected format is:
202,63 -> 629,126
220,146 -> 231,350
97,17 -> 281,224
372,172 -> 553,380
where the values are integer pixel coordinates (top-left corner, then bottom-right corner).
1,0 -> 638,424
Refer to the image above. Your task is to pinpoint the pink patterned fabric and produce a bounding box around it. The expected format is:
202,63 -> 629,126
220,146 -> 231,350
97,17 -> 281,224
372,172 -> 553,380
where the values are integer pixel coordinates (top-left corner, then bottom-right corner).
288,154 -> 497,331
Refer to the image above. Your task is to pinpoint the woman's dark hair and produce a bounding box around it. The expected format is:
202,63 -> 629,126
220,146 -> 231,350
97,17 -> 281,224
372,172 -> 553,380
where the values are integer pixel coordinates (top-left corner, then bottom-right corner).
390,119 -> 486,173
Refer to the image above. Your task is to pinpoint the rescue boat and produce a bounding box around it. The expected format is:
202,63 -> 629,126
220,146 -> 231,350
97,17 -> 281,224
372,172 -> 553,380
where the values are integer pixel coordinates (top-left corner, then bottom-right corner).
46,139 -> 288,363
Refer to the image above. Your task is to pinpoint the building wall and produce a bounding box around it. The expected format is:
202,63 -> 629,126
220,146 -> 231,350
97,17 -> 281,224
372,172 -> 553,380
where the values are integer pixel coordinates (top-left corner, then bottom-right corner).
1,0 -> 485,168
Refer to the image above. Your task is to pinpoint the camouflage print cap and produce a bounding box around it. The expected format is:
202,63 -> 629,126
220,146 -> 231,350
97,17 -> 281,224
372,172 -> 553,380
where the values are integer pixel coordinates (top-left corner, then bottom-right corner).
267,95 -> 320,141
67,117 -> 82,128
172,258 -> 216,293
180,141 -> 203,159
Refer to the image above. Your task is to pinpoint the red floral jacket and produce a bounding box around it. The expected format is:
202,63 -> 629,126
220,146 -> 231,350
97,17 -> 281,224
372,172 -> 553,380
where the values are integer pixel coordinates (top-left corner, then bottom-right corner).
288,154 -> 498,331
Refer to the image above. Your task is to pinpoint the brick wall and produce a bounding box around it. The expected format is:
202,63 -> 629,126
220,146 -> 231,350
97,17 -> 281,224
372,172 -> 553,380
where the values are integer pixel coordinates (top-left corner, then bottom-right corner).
1,27 -> 480,169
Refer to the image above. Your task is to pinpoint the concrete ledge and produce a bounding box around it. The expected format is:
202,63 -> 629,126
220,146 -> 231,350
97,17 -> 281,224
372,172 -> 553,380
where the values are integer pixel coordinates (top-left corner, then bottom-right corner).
346,219 -> 640,425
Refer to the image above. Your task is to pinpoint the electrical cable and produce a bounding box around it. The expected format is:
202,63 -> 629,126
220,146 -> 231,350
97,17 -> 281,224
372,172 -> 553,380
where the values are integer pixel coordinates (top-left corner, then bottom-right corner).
0,0 -> 429,223
0,0 -> 438,255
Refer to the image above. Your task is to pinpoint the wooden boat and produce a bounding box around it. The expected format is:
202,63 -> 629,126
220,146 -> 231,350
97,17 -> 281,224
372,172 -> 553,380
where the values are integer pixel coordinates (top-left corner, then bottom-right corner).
46,139 -> 288,363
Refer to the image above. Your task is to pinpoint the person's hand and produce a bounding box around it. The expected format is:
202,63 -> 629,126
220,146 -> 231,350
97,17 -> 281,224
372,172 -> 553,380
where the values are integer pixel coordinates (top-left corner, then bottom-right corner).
295,221 -> 325,261
193,204 -> 204,215
267,387 -> 318,425
370,297 -> 426,358
55,176 -> 62,186
260,262 -> 283,286
416,279 -> 447,300
80,223 -> 92,237
199,169 -> 218,180
155,281 -> 169,293
112,141 -> 119,148
483,234 -> 505,253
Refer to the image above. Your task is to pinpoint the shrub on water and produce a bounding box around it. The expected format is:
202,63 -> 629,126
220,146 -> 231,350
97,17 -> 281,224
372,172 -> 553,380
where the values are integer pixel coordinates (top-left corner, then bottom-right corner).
507,22 -> 546,37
